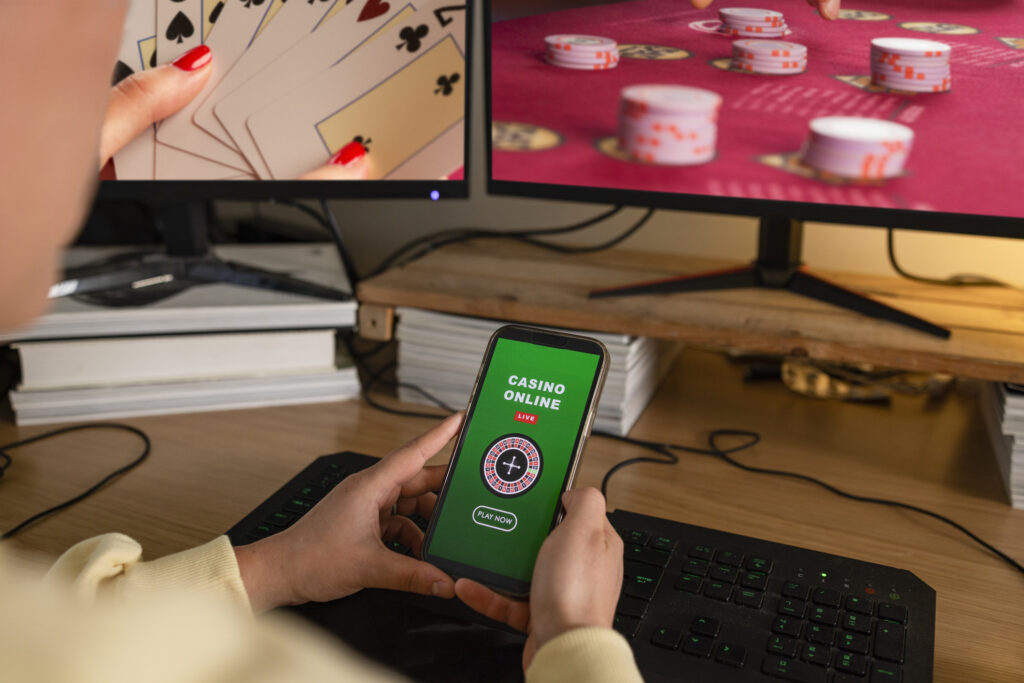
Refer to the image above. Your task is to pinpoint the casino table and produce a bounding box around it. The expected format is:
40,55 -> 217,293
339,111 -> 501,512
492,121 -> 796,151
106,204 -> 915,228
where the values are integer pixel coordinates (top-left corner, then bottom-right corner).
490,0 -> 1024,219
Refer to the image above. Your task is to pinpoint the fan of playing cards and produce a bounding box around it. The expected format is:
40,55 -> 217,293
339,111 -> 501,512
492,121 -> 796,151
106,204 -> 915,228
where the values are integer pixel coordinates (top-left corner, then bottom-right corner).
113,0 -> 467,181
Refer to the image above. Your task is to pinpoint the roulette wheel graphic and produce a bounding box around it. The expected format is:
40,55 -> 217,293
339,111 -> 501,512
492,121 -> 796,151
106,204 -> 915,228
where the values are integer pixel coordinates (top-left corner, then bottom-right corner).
480,434 -> 543,498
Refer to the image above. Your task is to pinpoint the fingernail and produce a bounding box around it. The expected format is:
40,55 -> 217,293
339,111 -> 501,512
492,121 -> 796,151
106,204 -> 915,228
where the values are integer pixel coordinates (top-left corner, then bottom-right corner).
825,0 -> 841,19
172,45 -> 213,72
431,581 -> 445,596
331,141 -> 367,167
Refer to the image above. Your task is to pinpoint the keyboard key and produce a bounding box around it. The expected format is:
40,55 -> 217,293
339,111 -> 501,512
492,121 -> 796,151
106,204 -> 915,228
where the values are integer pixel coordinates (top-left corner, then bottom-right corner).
682,558 -> 710,576
767,635 -> 799,657
745,556 -> 773,573
651,626 -> 682,649
673,572 -> 702,593
613,615 -> 640,639
615,596 -> 648,619
624,529 -> 649,546
265,511 -> 296,528
782,581 -> 811,600
252,523 -> 273,537
691,615 -> 720,638
683,634 -> 714,658
688,544 -> 714,560
875,622 -> 906,663
805,624 -> 834,645
715,643 -> 746,668
835,675 -> 866,683
296,485 -> 326,501
842,612 -> 872,635
845,595 -> 875,615
734,587 -> 764,608
386,540 -> 410,555
649,535 -> 677,553
623,559 -> 647,579
761,655 -> 827,683
878,602 -> 908,624
801,643 -> 830,666
778,598 -> 807,618
624,544 -> 671,567
871,661 -> 903,682
716,550 -> 744,567
310,473 -> 341,489
740,571 -> 768,591
809,605 -> 839,625
812,588 -> 842,608
834,652 -> 868,676
703,580 -> 732,601
838,632 -> 870,655
772,616 -> 802,638
710,564 -> 739,583
623,570 -> 662,601
283,497 -> 315,515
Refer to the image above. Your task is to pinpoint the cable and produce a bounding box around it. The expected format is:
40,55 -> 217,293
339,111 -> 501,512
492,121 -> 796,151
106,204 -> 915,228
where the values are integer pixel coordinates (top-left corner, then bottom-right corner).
265,199 -> 361,291
887,228 -> 1014,289
0,423 -> 151,540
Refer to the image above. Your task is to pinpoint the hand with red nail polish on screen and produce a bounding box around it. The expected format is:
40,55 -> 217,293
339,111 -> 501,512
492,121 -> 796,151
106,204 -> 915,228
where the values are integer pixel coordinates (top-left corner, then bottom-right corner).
689,0 -> 842,21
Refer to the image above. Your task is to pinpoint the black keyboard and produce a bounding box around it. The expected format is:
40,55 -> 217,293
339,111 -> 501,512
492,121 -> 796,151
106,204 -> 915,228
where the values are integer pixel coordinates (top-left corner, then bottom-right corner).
228,452 -> 935,683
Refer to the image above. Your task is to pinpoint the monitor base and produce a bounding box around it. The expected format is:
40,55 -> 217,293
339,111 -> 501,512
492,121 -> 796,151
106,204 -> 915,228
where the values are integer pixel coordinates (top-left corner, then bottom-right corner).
589,216 -> 951,340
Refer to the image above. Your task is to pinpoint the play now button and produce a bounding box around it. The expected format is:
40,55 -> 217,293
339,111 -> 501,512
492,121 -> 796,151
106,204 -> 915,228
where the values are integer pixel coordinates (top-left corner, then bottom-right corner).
472,505 -> 518,532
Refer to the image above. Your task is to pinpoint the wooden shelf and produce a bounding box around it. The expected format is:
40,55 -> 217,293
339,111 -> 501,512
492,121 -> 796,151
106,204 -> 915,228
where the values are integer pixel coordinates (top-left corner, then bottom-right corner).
357,240 -> 1024,382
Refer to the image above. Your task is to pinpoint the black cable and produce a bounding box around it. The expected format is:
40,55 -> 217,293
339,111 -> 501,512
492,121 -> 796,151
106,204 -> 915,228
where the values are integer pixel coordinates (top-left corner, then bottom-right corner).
266,199 -> 361,291
886,228 -> 1010,288
0,423 -> 151,540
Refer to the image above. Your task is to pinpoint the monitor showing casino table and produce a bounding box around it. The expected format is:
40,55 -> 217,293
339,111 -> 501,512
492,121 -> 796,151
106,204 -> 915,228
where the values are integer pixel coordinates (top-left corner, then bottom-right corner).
488,0 -> 1024,230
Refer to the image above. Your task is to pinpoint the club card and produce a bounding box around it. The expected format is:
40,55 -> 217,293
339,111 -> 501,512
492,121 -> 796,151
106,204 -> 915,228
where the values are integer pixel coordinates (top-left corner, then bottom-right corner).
158,0 -> 203,64
193,0 -> 341,149
154,142 -> 253,180
156,0 -> 281,173
247,33 -> 465,179
214,0 -> 412,178
112,0 -> 157,180
205,0 -> 226,41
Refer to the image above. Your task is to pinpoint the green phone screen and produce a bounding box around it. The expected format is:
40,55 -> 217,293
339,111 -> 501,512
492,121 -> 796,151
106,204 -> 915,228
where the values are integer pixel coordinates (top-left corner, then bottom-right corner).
427,337 -> 601,583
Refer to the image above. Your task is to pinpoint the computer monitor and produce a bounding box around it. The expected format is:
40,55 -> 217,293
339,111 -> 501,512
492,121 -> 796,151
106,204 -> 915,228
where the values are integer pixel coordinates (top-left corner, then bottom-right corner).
486,0 -> 1024,338
64,0 -> 471,304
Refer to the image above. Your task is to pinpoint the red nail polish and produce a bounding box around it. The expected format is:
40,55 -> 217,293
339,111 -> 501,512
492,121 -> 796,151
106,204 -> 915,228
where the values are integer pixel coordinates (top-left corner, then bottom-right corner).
331,141 -> 367,166
172,45 -> 212,72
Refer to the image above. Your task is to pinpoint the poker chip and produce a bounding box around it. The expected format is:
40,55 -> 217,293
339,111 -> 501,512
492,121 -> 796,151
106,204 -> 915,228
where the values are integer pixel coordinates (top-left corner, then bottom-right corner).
731,40 -> 807,74
618,85 -> 722,165
800,116 -> 914,179
545,34 -> 620,70
870,37 -> 951,93
719,7 -> 788,37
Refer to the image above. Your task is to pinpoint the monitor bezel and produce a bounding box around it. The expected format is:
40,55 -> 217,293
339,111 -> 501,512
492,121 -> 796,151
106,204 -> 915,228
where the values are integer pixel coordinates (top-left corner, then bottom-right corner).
483,2 -> 1024,240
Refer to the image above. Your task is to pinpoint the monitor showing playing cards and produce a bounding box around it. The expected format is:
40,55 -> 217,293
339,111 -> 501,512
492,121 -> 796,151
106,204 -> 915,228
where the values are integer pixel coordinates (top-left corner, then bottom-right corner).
104,0 -> 470,199
487,0 -> 1024,236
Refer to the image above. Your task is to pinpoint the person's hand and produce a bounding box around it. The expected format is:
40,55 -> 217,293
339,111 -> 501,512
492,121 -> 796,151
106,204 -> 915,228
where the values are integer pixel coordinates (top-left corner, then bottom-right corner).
234,412 -> 462,612
454,487 -> 624,670
690,0 -> 842,21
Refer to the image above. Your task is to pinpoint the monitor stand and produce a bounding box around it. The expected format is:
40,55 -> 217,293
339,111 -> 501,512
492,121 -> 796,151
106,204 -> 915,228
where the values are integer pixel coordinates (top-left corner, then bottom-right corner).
590,216 -> 951,339
51,201 -> 352,307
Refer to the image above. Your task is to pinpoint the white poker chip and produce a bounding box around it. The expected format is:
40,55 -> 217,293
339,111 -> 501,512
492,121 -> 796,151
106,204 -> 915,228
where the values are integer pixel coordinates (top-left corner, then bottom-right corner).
870,37 -> 951,57
621,84 -> 722,115
733,39 -> 807,57
809,117 -> 914,145
719,7 -> 784,21
545,34 -> 618,52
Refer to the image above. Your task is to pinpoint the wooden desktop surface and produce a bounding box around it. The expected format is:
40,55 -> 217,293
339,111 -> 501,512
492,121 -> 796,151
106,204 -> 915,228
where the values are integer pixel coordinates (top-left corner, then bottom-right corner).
1,349 -> 1022,681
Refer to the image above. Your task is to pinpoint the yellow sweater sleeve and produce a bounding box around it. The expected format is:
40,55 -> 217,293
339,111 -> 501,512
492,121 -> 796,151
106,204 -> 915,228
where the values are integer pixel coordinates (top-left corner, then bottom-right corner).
526,627 -> 644,683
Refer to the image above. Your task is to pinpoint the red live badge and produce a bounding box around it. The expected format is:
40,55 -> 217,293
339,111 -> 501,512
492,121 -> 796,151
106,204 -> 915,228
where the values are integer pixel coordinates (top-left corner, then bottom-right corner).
514,411 -> 538,425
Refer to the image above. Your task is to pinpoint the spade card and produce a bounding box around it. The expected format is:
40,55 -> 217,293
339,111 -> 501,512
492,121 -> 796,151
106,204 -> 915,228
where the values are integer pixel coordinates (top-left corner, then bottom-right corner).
157,0 -> 203,64
111,0 -> 158,180
193,0 -> 341,149
247,32 -> 465,179
213,0 -> 411,178
157,0 -> 282,173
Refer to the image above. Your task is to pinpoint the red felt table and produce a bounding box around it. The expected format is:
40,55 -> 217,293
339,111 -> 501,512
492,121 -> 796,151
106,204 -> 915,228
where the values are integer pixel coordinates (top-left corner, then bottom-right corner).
491,1 -> 1024,219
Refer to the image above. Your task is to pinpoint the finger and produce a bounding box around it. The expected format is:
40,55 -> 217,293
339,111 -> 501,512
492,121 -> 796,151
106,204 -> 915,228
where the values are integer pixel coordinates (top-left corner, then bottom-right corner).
455,578 -> 531,632
365,546 -> 455,598
99,46 -> 213,168
395,491 -> 438,520
382,514 -> 426,556
689,0 -> 715,8
369,412 -> 463,497
560,487 -> 608,522
820,0 -> 841,20
399,464 -> 447,499
298,156 -> 370,181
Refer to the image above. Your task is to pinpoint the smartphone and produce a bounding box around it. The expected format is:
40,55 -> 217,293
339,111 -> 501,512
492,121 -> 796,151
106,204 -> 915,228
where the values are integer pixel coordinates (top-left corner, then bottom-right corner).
421,325 -> 609,596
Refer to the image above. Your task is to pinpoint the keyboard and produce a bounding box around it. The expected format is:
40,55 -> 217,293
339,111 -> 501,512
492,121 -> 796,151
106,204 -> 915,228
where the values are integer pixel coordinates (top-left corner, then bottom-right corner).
228,452 -> 935,683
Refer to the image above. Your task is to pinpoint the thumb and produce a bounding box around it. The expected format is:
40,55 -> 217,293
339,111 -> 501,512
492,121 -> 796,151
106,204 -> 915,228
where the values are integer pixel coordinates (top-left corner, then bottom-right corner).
364,548 -> 455,598
100,45 -> 213,168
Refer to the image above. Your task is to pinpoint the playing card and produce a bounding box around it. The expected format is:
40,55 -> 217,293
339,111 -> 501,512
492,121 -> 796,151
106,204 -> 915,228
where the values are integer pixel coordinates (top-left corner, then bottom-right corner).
193,0 -> 341,149
246,30 -> 465,179
154,142 -> 254,180
214,0 -> 412,179
111,0 -> 157,180
158,0 -> 203,63
156,0 -> 282,173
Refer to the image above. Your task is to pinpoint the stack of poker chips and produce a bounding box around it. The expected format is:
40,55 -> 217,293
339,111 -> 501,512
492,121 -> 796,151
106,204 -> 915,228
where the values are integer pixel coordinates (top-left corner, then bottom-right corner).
800,116 -> 914,180
718,7 -> 787,37
544,34 -> 620,70
618,85 -> 722,165
731,39 -> 807,74
870,37 -> 951,93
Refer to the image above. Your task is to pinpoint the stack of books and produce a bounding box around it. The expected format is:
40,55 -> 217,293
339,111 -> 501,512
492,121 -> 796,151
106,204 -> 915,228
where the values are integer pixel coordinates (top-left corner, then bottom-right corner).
3,244 -> 359,425
979,382 -> 1024,508
394,307 -> 681,436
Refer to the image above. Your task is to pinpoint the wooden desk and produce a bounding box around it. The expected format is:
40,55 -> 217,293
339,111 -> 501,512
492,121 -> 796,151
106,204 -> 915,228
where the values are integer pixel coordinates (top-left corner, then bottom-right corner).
1,349 -> 1022,681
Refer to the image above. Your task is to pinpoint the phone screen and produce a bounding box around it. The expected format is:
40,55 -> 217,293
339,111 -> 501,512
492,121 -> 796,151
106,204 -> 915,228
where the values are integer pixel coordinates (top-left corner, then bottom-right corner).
424,333 -> 603,589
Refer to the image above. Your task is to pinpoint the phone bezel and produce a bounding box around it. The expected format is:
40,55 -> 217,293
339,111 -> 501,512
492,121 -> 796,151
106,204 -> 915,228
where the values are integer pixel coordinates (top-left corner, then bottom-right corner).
421,324 -> 608,597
